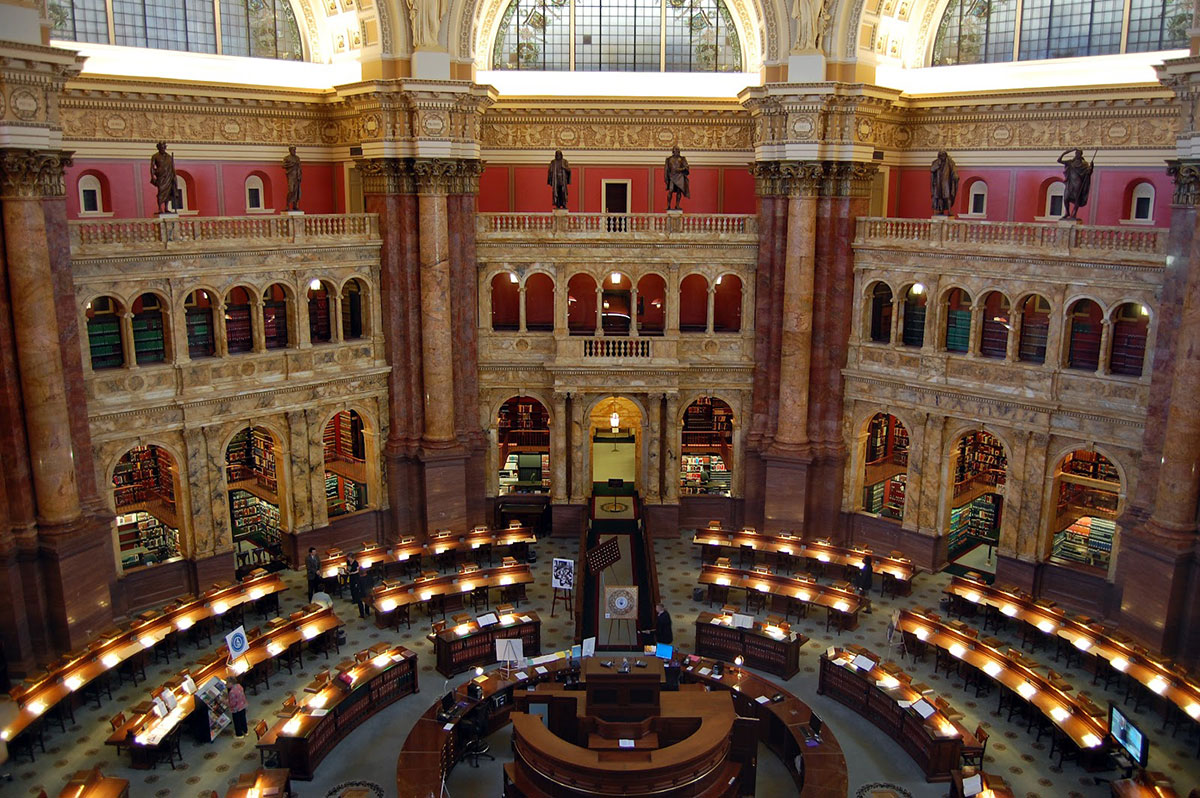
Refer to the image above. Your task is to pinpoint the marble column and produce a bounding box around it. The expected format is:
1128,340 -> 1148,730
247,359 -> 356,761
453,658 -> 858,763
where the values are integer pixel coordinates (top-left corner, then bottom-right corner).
415,161 -> 459,446
705,286 -> 715,334
967,303 -> 982,355
518,284 -> 527,333
213,300 -> 230,357
119,311 -> 136,368
551,394 -> 568,504
250,296 -> 266,353
1096,318 -> 1113,376
645,392 -> 662,503
1006,310 -> 1022,362
594,285 -> 604,336
664,393 -> 680,504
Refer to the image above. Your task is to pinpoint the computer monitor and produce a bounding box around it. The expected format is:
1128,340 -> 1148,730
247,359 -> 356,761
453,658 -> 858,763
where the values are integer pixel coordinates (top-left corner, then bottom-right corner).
655,643 -> 673,660
440,691 -> 456,713
809,712 -> 822,736
1108,701 -> 1149,768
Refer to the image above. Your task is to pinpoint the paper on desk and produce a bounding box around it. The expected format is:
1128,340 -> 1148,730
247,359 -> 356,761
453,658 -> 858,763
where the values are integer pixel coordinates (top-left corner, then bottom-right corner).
962,774 -> 983,796
535,666 -> 548,675
699,667 -> 712,676
710,617 -> 722,624
310,709 -> 328,717
520,615 -> 533,623
443,722 -> 455,731
515,672 -> 529,680
755,695 -> 770,704
618,739 -> 635,749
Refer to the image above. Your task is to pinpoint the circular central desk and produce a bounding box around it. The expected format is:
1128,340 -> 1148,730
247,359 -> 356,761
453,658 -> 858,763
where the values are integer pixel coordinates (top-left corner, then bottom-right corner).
396,653 -> 847,798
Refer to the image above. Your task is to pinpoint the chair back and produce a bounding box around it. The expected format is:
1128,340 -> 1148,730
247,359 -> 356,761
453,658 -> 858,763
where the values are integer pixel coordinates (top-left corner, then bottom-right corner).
110,712 -> 125,731
254,719 -> 268,740
975,724 -> 989,746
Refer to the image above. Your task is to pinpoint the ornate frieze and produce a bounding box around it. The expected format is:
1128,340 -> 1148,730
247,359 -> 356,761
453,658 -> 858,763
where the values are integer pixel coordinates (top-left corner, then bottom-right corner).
0,148 -> 71,198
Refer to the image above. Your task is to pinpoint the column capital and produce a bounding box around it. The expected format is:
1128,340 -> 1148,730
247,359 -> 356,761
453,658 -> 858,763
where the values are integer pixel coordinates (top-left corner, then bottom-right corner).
781,161 -> 826,198
823,161 -> 879,198
0,149 -> 71,198
358,157 -> 415,195
1167,159 -> 1200,206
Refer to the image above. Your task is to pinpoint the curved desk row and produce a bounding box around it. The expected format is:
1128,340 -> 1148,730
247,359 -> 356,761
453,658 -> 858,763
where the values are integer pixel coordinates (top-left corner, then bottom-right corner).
698,565 -> 863,631
257,644 -> 418,779
3,570 -> 286,746
316,524 -> 536,579
372,563 -> 534,626
395,651 -> 849,798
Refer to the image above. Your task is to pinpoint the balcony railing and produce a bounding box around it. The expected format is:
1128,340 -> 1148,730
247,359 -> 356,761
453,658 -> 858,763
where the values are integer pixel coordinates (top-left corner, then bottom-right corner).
854,217 -> 1167,262
70,213 -> 381,254
478,213 -> 758,239
583,338 -> 652,358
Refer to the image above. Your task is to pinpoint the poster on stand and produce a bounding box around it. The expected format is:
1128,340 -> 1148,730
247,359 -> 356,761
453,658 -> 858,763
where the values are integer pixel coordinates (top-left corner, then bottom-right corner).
194,676 -> 232,741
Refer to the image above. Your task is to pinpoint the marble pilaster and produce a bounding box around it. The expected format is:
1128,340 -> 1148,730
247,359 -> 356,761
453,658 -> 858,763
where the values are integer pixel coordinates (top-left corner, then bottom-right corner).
416,164 -> 457,446
551,394 -> 568,504
664,393 -> 680,505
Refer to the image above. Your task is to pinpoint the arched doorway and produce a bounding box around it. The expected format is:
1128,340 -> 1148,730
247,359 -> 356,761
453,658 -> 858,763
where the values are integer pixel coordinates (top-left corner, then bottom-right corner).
226,426 -> 284,558
498,396 -> 550,495
947,430 -> 1008,572
590,397 -> 643,492
324,410 -> 370,516
862,413 -> 909,521
1050,449 -> 1121,571
680,398 -> 733,496
112,444 -> 182,571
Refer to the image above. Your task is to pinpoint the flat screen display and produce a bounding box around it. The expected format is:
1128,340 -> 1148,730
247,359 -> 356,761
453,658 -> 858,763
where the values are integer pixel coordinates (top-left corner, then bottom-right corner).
655,643 -> 673,660
1109,702 -> 1149,767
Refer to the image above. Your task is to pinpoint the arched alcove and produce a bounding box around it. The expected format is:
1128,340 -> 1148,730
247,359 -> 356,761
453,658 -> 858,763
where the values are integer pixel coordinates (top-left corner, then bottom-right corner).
861,412 -> 909,521
324,410 -> 373,516
112,444 -> 182,571
1049,448 -> 1121,572
525,273 -> 555,332
946,429 -> 1008,572
498,396 -> 551,495
680,397 -> 734,496
226,425 -> 285,557
491,272 -> 521,331
86,295 -> 126,370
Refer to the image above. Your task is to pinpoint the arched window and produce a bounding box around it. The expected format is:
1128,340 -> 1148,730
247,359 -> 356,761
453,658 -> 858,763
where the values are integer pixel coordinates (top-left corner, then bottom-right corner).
947,430 -> 1007,567
680,397 -> 734,496
1067,299 -> 1103,371
307,279 -> 332,343
1128,182 -> 1155,222
225,286 -> 253,354
341,279 -> 366,340
1017,294 -> 1050,363
498,396 -> 550,495
868,283 -> 893,343
263,283 -> 290,349
862,413 -> 908,521
325,410 -> 371,515
932,0 -> 1187,65
245,174 -> 267,212
132,293 -> 168,365
1044,182 -> 1066,219
493,0 -> 743,71
49,0 -> 304,60
712,274 -> 741,332
491,272 -> 521,331
966,181 -> 988,216
1051,449 -> 1121,571
602,271 -> 632,335
943,288 -> 972,353
679,274 -> 709,332
567,274 -> 598,335
636,274 -> 666,335
1110,302 -> 1150,377
78,173 -> 106,215
979,291 -> 1011,359
184,290 -> 216,358
86,296 -> 125,370
113,444 -> 181,570
526,273 -> 555,332
901,284 -> 927,347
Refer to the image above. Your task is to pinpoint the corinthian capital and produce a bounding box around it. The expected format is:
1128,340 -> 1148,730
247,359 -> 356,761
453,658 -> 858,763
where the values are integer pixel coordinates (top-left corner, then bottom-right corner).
1167,159 -> 1200,206
0,149 -> 72,199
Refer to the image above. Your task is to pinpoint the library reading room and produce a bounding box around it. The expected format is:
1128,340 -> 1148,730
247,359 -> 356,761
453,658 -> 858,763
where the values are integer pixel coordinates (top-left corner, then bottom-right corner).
5,0 -> 1200,794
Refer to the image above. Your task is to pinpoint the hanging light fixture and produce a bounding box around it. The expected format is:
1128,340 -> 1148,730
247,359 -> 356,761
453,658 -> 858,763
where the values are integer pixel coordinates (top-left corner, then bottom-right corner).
611,271 -> 621,285
609,398 -> 620,433
309,278 -> 322,292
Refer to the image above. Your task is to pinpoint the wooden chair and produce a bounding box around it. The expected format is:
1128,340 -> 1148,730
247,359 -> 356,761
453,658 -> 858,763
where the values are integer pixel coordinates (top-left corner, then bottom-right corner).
253,719 -> 279,767
109,712 -> 128,757
960,724 -> 988,767
744,589 -> 768,615
933,695 -> 964,721
153,725 -> 183,770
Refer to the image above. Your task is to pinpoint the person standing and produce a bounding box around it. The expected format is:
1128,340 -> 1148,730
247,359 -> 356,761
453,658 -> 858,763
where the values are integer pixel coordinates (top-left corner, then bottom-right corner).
305,547 -> 320,601
654,602 -> 673,644
547,150 -> 571,210
149,142 -> 176,215
857,555 -> 874,614
226,676 -> 248,737
348,558 -> 368,619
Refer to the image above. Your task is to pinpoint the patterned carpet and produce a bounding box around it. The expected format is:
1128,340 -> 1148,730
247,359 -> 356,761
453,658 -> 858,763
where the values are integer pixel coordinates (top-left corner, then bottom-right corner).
3,530 -> 1198,797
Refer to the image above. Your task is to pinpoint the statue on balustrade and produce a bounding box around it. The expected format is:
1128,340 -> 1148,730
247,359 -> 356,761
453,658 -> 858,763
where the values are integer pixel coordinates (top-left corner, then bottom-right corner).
929,150 -> 958,216
548,150 -> 571,209
1057,148 -> 1094,220
150,142 -> 176,215
283,146 -> 302,211
665,146 -> 690,210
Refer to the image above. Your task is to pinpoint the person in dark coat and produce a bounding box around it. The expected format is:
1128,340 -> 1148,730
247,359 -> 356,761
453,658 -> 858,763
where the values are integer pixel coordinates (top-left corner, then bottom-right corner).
654,602 -> 673,644
305,546 -> 320,601
348,559 -> 368,618
857,555 -> 874,614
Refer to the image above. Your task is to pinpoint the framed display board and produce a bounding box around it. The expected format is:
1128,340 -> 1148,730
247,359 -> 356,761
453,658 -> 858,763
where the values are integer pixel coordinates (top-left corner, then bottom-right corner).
604,585 -> 638,620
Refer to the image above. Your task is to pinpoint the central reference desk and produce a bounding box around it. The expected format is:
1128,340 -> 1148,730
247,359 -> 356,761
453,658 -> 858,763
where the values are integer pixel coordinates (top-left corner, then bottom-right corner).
694,611 -> 805,679
434,611 -> 541,677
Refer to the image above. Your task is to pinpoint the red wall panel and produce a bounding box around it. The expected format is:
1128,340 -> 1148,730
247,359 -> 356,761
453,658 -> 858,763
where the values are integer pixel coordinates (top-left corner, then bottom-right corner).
514,165 -> 575,212
479,165 -> 510,212
581,167 -> 651,213
722,168 -> 756,214
652,166 -> 719,213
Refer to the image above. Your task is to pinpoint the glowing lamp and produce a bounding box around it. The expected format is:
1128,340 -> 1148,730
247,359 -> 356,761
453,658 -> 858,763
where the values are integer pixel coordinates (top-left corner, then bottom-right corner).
501,614 -> 516,625
380,597 -> 397,612
461,582 -> 474,593
1185,703 -> 1200,719
716,576 -> 731,586
101,653 -> 120,669
249,587 -> 264,600
421,590 -> 433,601
373,653 -> 390,668
471,542 -> 480,549
0,730 -> 9,741
756,582 -> 769,593
779,547 -> 792,555
881,675 -> 900,689
140,636 -> 156,649
938,720 -> 957,736
856,561 -> 865,569
1073,637 -> 1092,651
796,590 -> 811,601
213,600 -> 228,615
176,617 -> 193,631
1001,605 -> 1018,617
267,641 -> 284,656
232,658 -> 249,674
816,553 -> 830,563
1149,675 -> 1168,694
1016,682 -> 1036,700
983,662 -> 1002,678
610,410 -> 620,430
914,627 -> 929,641
475,666 -> 485,677
323,568 -> 337,578
303,626 -> 319,640
1050,706 -> 1069,723
398,553 -> 410,562
28,700 -> 45,716
509,272 -> 519,284
911,283 -> 925,295
1082,733 -> 1103,748
611,271 -> 620,284
1036,619 -> 1055,633
283,717 -> 302,735
65,675 -> 83,692
308,693 -> 327,709
435,546 -> 447,554
454,624 -> 471,637
500,576 -> 513,586
310,278 -> 322,291
361,561 -> 371,569
834,600 -> 850,612
707,539 -> 719,546
949,643 -> 966,659
964,591 -> 981,604
1111,656 -> 1129,672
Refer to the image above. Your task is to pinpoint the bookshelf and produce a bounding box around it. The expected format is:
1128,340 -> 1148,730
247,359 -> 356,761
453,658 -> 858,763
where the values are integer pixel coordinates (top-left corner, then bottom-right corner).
229,488 -> 281,548
901,303 -> 926,346
132,311 -> 166,365
680,454 -> 730,496
1018,317 -> 1049,363
251,428 -> 278,494
694,612 -> 804,679
954,432 -> 1007,489
115,510 -> 180,570
113,445 -> 176,511
979,316 -> 1008,358
434,612 -> 542,677
225,305 -> 252,354
1110,319 -> 1147,377
87,314 -> 123,370
1060,451 -> 1119,484
883,475 -> 906,519
1057,481 -> 1119,517
185,306 -> 214,358
1051,516 -> 1115,569
864,481 -> 885,514
263,300 -> 288,349
945,308 -> 970,353
326,472 -> 366,517
1068,320 -> 1101,370
309,293 -> 331,342
948,494 -> 1000,558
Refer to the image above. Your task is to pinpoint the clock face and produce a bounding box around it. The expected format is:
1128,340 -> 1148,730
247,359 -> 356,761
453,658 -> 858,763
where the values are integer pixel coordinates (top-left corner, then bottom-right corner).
605,586 -> 637,619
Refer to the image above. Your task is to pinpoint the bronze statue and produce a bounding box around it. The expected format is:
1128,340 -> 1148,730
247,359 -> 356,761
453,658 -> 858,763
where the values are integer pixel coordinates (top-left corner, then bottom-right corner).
930,150 -> 958,216
547,150 -> 570,210
665,146 -> 690,210
1057,148 -> 1094,220
150,142 -> 176,215
283,146 -> 302,211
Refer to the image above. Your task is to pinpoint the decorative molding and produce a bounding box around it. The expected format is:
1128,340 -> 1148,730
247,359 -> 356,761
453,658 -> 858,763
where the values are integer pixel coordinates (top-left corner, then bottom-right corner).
824,160 -> 877,197
358,157 -> 416,194
0,149 -> 72,198
481,105 -> 753,152
357,157 -> 484,194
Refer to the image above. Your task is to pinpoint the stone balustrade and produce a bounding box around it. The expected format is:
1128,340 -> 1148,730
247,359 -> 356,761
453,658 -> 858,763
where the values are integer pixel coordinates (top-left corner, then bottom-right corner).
477,212 -> 758,240
855,217 -> 1167,264
69,213 -> 380,254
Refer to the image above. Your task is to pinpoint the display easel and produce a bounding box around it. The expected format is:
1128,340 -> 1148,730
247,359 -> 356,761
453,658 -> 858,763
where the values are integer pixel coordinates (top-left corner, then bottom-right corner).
496,638 -> 523,678
607,617 -> 633,645
551,587 -> 574,619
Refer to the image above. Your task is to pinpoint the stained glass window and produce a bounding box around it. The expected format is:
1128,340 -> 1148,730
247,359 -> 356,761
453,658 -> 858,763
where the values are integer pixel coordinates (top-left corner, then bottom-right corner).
494,0 -> 743,71
933,0 -> 1186,64
51,0 -> 303,60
